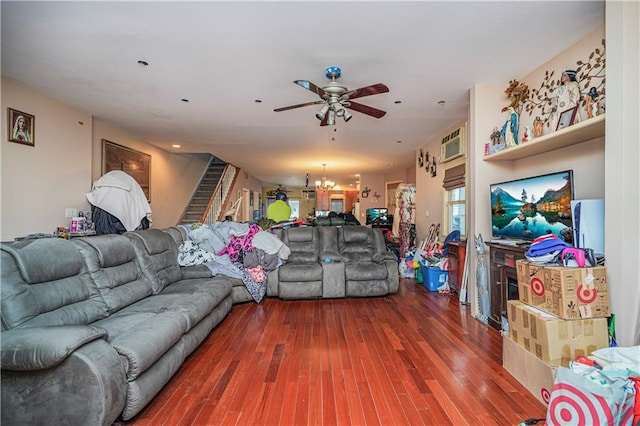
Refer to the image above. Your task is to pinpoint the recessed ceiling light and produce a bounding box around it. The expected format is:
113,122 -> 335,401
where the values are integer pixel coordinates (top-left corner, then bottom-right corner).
254,99 -> 262,103
172,144 -> 181,148
438,100 -> 446,106
394,100 -> 402,104
181,99 -> 189,103
137,60 -> 149,66
396,140 -> 402,144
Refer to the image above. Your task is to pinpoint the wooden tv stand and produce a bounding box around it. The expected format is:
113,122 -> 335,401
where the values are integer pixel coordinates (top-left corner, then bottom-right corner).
486,242 -> 528,330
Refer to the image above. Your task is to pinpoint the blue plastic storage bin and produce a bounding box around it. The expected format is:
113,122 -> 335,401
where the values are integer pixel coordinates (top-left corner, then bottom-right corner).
421,265 -> 448,292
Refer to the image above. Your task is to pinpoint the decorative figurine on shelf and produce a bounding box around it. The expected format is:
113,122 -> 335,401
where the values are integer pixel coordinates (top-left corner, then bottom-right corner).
521,126 -> 531,143
586,86 -> 599,118
533,116 -> 544,138
552,69 -> 581,127
500,106 -> 518,147
490,127 -> 502,146
489,127 -> 506,155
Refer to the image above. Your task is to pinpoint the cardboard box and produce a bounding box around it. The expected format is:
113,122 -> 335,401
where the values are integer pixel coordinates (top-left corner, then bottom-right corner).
515,260 -> 610,319
507,300 -> 609,367
516,260 -> 546,306
503,335 -> 557,406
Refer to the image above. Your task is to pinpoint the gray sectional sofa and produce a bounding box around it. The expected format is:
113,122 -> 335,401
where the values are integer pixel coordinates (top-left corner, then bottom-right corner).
1,225 -> 397,425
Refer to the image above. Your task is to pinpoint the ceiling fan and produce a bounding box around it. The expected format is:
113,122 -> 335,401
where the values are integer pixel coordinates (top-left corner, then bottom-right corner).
274,66 -> 389,126
265,184 -> 291,198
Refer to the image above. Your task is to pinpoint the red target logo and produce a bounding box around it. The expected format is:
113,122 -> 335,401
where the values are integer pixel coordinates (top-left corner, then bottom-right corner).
577,284 -> 597,304
548,382 -> 614,425
530,277 -> 545,297
541,387 -> 551,404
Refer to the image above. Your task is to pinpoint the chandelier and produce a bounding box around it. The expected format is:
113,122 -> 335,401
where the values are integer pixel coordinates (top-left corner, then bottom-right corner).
315,164 -> 335,191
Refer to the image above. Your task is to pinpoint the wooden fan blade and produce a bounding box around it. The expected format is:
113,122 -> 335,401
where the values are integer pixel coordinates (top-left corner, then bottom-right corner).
344,83 -> 389,100
347,101 -> 387,118
274,100 -> 324,112
294,80 -> 328,99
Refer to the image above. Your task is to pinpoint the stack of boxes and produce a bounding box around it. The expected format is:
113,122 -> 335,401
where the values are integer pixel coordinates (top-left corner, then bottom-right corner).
503,260 -> 611,405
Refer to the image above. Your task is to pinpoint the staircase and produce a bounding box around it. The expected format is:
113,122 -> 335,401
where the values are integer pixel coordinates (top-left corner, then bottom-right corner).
179,156 -> 228,225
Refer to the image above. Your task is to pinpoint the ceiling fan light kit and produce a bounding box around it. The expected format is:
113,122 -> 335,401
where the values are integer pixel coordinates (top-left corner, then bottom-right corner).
315,104 -> 330,120
274,66 -> 389,126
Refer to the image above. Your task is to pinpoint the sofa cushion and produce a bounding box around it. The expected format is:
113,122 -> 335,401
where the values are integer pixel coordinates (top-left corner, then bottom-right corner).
125,229 -> 182,293
162,226 -> 188,247
337,227 -> 375,263
1,240 -> 108,330
3,238 -> 85,284
282,227 -> 320,264
158,278 -> 232,305
98,310 -> 187,381
344,263 -> 388,280
278,263 -> 323,282
93,292 -> 214,380
73,235 -> 153,314
341,227 -> 370,243
287,227 -> 314,242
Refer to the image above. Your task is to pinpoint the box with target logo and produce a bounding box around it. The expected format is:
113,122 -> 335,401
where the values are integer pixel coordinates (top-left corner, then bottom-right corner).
542,265 -> 609,319
507,300 -> 609,367
515,260 -> 610,320
516,260 -> 546,306
502,335 -> 557,406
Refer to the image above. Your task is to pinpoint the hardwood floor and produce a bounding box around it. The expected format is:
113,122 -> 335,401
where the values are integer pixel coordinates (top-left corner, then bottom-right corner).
123,279 -> 546,425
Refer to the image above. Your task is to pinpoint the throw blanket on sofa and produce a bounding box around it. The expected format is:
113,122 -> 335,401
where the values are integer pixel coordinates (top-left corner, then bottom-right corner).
177,222 -> 289,303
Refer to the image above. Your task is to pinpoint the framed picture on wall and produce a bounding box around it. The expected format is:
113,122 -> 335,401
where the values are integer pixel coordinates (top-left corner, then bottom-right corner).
102,139 -> 151,202
7,108 -> 35,146
556,106 -> 578,131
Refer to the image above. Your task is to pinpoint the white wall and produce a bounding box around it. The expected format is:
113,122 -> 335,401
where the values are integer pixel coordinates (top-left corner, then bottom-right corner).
358,172 -> 386,224
415,122 -> 467,242
0,77 -> 249,241
1,78 -> 93,240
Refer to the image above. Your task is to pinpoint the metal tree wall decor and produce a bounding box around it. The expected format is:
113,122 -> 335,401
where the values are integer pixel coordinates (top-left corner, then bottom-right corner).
523,38 -> 606,129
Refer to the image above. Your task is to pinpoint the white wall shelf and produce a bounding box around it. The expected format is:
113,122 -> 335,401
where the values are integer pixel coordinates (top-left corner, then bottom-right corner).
483,114 -> 605,161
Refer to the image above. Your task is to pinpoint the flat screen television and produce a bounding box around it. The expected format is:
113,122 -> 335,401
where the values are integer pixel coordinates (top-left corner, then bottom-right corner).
366,208 -> 389,225
490,170 -> 574,243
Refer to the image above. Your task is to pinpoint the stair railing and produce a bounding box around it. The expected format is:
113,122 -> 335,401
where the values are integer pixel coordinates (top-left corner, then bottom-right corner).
202,163 -> 238,225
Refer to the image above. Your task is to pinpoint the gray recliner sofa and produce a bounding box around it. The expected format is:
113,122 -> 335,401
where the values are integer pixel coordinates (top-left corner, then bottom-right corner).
1,231 -> 233,425
1,224 -> 398,425
267,226 -> 398,299
336,226 -> 399,297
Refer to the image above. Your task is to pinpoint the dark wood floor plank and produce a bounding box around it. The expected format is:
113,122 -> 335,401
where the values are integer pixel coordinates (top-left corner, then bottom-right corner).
122,278 -> 547,425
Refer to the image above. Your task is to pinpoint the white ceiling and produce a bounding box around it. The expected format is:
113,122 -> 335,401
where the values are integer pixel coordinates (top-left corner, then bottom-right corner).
1,1 -> 604,188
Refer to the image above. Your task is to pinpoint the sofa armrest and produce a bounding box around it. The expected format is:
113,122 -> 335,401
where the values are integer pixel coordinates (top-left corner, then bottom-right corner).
321,250 -> 342,262
181,264 -> 213,279
1,325 -> 108,370
372,252 -> 397,263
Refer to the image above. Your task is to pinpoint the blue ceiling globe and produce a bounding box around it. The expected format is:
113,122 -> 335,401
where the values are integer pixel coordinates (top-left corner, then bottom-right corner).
325,66 -> 341,80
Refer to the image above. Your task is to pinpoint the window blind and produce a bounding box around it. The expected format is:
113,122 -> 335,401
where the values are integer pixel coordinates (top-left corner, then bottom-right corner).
442,164 -> 465,190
